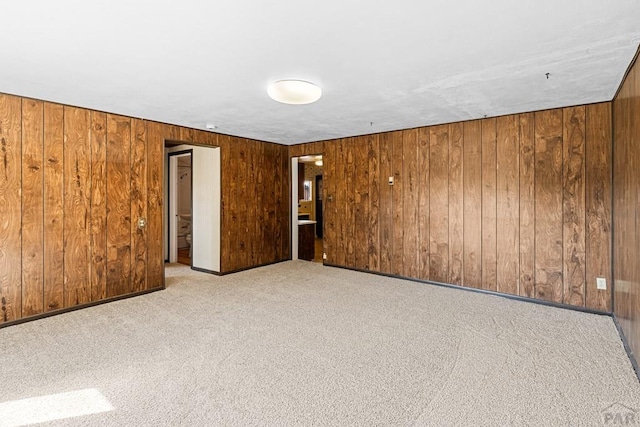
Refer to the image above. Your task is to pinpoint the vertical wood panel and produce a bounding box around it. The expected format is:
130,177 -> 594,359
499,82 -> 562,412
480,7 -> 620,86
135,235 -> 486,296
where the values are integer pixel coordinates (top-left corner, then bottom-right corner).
632,61 -> 639,357
240,138 -> 251,268
327,140 -> 338,264
403,129 -> 419,277
534,109 -> 564,302
562,106 -> 586,306
256,141 -> 265,265
266,141 -> 279,264
379,133 -> 393,274
91,112 -> 107,300
481,118 -> 497,291
278,143 -> 289,262
43,103 -> 64,311
255,141 -> 265,266
463,121 -> 482,288
218,134 -> 231,269
226,137 -> 240,269
246,140 -> 256,266
448,123 -> 463,285
222,137 -> 237,269
336,139 -> 348,266
429,125 -> 449,282
496,115 -> 519,295
355,136 -> 369,269
21,99 -> 44,316
585,103 -> 612,312
243,141 -> 253,266
278,143 -> 288,261
264,142 -> 273,265
272,143 -> 282,261
368,134 -> 380,271
131,119 -> 147,292
253,141 -> 261,265
519,113 -> 535,298
346,138 -> 356,267
63,106 -> 91,307
261,143 -> 274,263
392,132 -> 404,276
106,114 -> 131,297
613,56 -> 639,357
219,137 -> 228,266
417,128 -> 430,280
239,139 -> 250,268
146,121 -> 163,288
0,94 -> 22,322
323,140 -> 336,264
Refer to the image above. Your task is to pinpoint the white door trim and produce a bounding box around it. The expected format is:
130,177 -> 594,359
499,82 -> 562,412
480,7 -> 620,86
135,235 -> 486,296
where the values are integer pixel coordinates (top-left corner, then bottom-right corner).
291,157 -> 299,260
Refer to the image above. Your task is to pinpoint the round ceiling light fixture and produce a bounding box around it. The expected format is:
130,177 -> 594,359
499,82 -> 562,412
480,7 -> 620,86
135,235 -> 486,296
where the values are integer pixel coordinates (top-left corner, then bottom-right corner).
267,79 -> 322,105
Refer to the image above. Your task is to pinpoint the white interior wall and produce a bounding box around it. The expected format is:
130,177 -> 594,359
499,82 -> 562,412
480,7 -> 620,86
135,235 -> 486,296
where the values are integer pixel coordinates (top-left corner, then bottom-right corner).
177,163 -> 192,215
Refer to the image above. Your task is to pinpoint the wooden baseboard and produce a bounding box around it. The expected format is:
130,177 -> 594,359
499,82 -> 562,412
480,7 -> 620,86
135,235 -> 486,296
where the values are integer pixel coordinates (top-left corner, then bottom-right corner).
0,287 -> 164,329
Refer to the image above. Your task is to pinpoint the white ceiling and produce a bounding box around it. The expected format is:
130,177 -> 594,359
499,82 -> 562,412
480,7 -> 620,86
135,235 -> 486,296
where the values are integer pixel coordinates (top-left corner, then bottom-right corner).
1,1 -> 639,145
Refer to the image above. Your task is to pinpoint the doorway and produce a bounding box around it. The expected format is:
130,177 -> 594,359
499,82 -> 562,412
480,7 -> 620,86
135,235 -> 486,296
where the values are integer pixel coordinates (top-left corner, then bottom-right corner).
168,151 -> 193,266
164,143 -> 222,273
292,154 -> 324,263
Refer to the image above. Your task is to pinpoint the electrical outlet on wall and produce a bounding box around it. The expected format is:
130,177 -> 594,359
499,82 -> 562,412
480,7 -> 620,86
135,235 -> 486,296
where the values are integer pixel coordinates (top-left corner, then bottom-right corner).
596,277 -> 607,290
323,253 -> 327,260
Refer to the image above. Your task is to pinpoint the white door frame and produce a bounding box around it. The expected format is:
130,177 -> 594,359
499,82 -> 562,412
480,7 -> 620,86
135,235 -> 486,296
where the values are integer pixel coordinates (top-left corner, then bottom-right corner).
291,157 -> 299,260
168,152 -> 191,263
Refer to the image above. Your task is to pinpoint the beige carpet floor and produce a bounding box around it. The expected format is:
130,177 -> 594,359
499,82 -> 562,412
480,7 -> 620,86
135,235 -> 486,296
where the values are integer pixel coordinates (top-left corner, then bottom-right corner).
1,261 -> 638,426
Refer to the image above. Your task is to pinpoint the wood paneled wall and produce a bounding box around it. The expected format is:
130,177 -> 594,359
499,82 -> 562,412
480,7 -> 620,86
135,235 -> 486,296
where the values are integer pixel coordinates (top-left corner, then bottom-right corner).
0,93 -> 289,325
292,103 -> 612,310
192,133 -> 289,273
0,95 -> 151,322
613,52 -> 640,363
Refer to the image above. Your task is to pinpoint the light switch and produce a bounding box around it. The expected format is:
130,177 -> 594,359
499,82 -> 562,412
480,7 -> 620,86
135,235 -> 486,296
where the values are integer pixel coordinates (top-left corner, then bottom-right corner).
388,176 -> 394,185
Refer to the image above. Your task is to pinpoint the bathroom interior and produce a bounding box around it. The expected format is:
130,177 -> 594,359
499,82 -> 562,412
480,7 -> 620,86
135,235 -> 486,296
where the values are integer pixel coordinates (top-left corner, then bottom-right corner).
177,154 -> 192,266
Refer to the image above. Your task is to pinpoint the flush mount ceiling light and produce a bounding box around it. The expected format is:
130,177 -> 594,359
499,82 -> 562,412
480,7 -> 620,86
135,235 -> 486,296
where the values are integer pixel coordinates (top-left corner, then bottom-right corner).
267,80 -> 322,105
